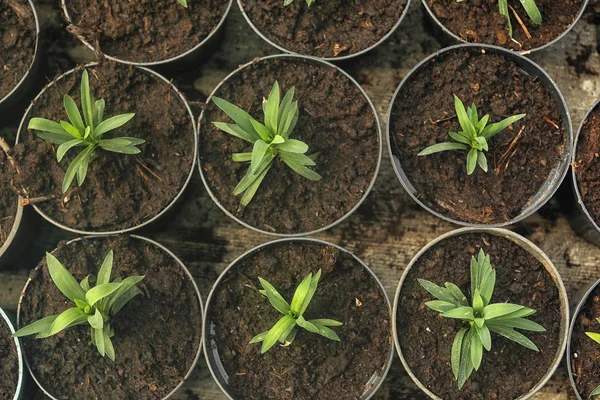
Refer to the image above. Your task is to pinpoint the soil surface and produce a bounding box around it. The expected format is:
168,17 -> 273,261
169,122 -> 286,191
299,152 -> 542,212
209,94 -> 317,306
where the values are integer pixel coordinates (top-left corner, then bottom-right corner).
0,0 -> 36,101
426,0 -> 585,51
389,48 -> 566,224
241,0 -> 408,58
0,314 -> 18,400
0,150 -> 18,249
395,232 -> 564,399
570,284 -> 600,399
14,62 -> 195,232
199,57 -> 379,234
207,241 -> 392,399
65,0 -> 229,63
574,104 -> 600,226
18,235 -> 202,399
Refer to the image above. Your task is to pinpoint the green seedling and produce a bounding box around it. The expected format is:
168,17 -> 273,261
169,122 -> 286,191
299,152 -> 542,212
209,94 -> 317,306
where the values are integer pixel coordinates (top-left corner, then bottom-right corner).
456,0 -> 541,38
586,318 -> 600,398
250,269 -> 342,354
418,248 -> 546,389
14,251 -> 145,361
284,0 -> 315,6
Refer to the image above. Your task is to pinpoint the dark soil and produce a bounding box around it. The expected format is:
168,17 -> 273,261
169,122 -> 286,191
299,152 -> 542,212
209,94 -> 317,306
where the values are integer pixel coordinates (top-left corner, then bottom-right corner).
574,104 -> 600,225
0,150 -> 18,249
199,57 -> 379,234
389,48 -> 566,224
14,62 -> 195,232
395,232 -> 564,399
241,0 -> 407,58
65,0 -> 229,63
571,284 -> 600,399
0,0 -> 36,101
207,241 -> 392,400
426,0 -> 585,51
18,235 -> 202,399
0,314 -> 18,400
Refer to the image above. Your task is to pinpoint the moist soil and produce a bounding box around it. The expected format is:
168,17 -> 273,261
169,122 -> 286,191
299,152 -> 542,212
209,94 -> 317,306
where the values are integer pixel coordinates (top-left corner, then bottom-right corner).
0,0 -> 36,101
199,57 -> 379,234
0,314 -> 18,400
389,48 -> 565,224
65,0 -> 229,63
18,235 -> 202,399
570,284 -> 600,399
574,104 -> 600,225
396,233 -> 563,400
426,0 -> 584,51
0,150 -> 18,249
241,0 -> 408,58
207,241 -> 392,400
14,62 -> 195,232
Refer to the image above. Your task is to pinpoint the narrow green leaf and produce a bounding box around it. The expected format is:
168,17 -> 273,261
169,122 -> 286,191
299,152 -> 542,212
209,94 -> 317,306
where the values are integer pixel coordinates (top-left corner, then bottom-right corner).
418,142 -> 470,156
29,118 -> 71,139
62,145 -> 94,193
57,139 -> 85,162
261,315 -> 295,354
487,323 -> 539,351
103,326 -> 115,361
106,276 -> 145,316
477,114 -> 490,132
299,269 -> 321,317
309,320 -> 341,341
97,251 -> 114,286
87,308 -> 104,330
250,119 -> 272,142
98,142 -> 141,155
42,307 -> 88,337
212,122 -> 259,144
249,331 -> 268,344
37,131 -> 73,145
60,120 -> 83,139
425,300 -> 458,313
454,95 -> 476,138
281,100 -> 299,139
233,152 -> 275,196
280,154 -> 322,181
80,70 -> 94,134
499,317 -> 546,332
457,329 -> 474,389
443,306 -> 475,320
85,282 -> 123,306
448,131 -> 471,145
277,86 -> 296,137
94,326 -> 105,357
77,151 -> 89,186
232,152 -> 252,162
80,276 -> 91,292
484,303 -> 525,320
481,114 -> 526,140
521,0 -> 542,24
46,252 -> 86,302
95,99 -> 105,124
264,81 -> 280,133
586,332 -> 600,344
13,315 -> 58,337
250,140 -> 271,174
466,148 -> 478,175
278,151 -> 316,166
64,95 -> 85,132
444,282 -> 469,306
417,279 -> 455,304
472,290 -> 484,313
590,384 -> 600,397
475,136 -> 488,152
290,272 -> 313,315
277,139 -> 309,153
471,332 -> 483,371
211,96 -> 259,138
239,163 -> 273,207
94,113 -> 135,137
309,318 -> 343,327
451,328 -> 468,380
258,277 -> 290,315
493,307 -> 536,320
475,324 -> 492,351
498,0 -> 513,38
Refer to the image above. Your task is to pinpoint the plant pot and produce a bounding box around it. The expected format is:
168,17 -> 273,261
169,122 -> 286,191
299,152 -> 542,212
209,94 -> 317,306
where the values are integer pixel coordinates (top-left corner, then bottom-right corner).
421,0 -> 589,53
387,44 -> 572,227
14,61 -> 197,235
0,0 -> 41,111
0,308 -> 25,400
393,227 -> 570,400
237,0 -> 412,60
198,54 -> 382,236
567,278 -> 600,400
16,234 -> 204,400
203,238 -> 393,399
61,0 -> 233,67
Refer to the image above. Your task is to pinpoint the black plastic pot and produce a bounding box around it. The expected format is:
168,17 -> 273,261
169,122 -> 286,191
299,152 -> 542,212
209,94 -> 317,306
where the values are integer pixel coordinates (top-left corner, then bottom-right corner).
386,43 -> 573,228
15,62 -> 198,235
203,238 -> 394,400
0,307 -> 25,400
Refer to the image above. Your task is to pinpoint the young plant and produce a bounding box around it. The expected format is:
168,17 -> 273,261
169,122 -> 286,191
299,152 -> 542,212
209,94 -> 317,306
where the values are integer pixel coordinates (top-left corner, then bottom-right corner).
418,248 -> 546,389
456,0 -> 541,38
418,95 -> 526,175
211,81 -> 321,208
284,0 -> 315,6
586,318 -> 600,398
13,251 -> 145,361
28,70 -> 144,193
249,269 -> 342,354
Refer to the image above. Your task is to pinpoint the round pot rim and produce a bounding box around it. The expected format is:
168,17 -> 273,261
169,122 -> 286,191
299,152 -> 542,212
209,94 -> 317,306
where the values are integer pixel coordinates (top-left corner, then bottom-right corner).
16,234 -> 204,400
566,277 -> 600,400
202,237 -> 394,400
420,0 -> 590,55
0,307 -> 25,400
60,0 -> 234,67
0,0 -> 40,106
197,53 -> 383,237
0,197 -> 24,261
385,43 -> 573,228
391,227 -> 570,400
15,61 -> 198,235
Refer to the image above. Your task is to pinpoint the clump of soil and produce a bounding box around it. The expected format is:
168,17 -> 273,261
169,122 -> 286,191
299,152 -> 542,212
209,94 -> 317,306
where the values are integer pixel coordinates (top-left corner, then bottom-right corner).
207,241 -> 392,399
0,0 -> 36,101
0,150 -> 18,249
574,104 -> 600,225
396,233 -> 564,399
0,314 -> 18,400
389,48 -> 566,224
14,62 -> 195,232
570,284 -> 600,398
66,0 -> 229,63
199,57 -> 379,234
18,235 -> 202,399
241,0 -> 408,58
426,0 -> 585,51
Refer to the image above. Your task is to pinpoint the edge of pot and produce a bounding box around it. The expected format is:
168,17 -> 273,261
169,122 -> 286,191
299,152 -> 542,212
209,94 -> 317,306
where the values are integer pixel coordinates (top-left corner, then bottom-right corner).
15,62 -> 198,236
0,197 -> 25,266
386,43 -> 573,228
202,237 -> 394,400
197,53 -> 383,237
15,234 -> 205,400
0,307 -> 25,400
391,227 -> 570,400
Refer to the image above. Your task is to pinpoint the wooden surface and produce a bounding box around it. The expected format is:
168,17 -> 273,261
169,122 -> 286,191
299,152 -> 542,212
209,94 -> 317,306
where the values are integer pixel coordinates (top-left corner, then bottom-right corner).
2,0 -> 600,398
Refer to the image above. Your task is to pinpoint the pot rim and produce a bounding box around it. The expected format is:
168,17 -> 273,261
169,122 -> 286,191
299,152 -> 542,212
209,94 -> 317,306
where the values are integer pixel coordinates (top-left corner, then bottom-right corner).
202,237 -> 394,400
386,43 -> 573,227
0,197 -> 24,262
15,61 -> 198,235
60,0 -> 234,66
392,227 -> 570,400
197,53 -> 383,237
0,307 -> 25,400
15,234 -> 204,400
